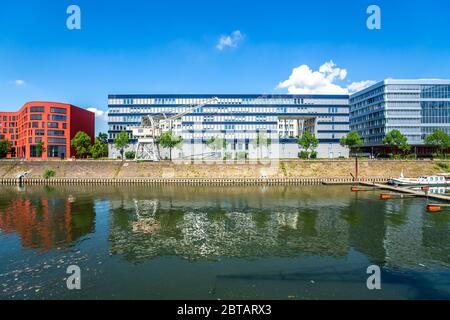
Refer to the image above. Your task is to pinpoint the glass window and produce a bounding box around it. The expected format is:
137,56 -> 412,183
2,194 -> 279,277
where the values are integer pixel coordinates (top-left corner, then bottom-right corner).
47,138 -> 66,144
30,145 -> 38,157
47,122 -> 59,128
30,114 -> 43,120
50,107 -> 67,114
30,107 -> 45,113
52,115 -> 67,121
48,145 -> 67,158
47,130 -> 65,136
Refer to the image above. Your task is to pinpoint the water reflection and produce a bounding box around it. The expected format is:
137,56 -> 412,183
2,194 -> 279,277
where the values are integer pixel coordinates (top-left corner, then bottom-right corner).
103,185 -> 449,268
0,188 -> 95,251
0,185 -> 448,269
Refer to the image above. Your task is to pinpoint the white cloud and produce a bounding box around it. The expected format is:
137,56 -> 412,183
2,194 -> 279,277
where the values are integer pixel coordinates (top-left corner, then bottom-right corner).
87,108 -> 108,121
12,80 -> 26,86
347,80 -> 377,94
216,30 -> 243,50
277,60 -> 375,95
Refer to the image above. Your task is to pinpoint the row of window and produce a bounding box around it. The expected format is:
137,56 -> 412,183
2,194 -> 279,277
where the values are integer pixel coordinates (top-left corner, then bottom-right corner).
109,106 -> 347,115
2,128 -> 17,134
31,129 -> 65,136
29,114 -> 67,121
28,137 -> 67,144
1,115 -> 17,121
28,106 -> 67,114
29,122 -> 67,129
109,97 -> 347,106
29,145 -> 67,158
0,122 -> 17,128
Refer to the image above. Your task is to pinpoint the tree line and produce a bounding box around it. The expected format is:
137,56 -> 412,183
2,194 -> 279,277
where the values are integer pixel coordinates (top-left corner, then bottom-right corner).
111,130 -> 183,161
340,129 -> 450,158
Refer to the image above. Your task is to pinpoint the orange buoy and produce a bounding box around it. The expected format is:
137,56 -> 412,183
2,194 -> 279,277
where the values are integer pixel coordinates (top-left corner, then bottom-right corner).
351,187 -> 361,192
380,193 -> 393,200
426,204 -> 442,213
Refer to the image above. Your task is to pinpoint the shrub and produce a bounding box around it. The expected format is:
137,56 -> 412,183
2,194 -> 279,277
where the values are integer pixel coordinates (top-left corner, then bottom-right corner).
436,162 -> 449,171
125,151 -> 136,160
43,169 -> 56,180
432,153 -> 441,159
298,151 -> 310,159
236,151 -> 248,160
310,151 -> 318,159
224,152 -> 233,160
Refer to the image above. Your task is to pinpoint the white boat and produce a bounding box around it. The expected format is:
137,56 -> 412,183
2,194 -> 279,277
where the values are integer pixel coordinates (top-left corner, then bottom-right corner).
388,171 -> 449,186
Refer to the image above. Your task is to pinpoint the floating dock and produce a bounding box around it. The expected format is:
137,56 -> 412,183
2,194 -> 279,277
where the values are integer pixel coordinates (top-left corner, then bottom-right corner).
359,182 -> 450,203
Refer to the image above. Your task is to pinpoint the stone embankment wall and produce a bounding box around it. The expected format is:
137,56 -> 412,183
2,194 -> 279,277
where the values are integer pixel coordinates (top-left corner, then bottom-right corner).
0,160 -> 448,184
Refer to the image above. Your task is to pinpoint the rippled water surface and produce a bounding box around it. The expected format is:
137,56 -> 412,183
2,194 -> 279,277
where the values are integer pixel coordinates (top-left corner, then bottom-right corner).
0,185 -> 449,300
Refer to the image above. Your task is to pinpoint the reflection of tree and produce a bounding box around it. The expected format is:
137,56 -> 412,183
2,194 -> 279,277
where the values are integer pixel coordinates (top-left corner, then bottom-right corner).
344,199 -> 387,265
251,210 -> 271,229
384,201 -> 409,227
296,209 -> 318,237
422,212 -> 450,265
108,199 -> 350,263
339,202 -> 363,226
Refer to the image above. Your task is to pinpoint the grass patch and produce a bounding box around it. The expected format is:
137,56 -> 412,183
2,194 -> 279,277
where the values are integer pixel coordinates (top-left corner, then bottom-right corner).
43,169 -> 56,179
435,162 -> 450,172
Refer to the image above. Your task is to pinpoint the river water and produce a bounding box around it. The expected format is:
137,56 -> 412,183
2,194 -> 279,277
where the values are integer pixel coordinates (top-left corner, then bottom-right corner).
0,185 -> 449,300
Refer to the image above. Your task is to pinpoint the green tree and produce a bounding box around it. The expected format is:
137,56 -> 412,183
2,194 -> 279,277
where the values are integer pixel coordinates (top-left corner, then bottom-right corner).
159,131 -> 183,161
36,141 -> 46,157
252,132 -> 272,159
70,131 -> 92,159
425,129 -> 450,158
206,136 -> 228,158
125,151 -> 136,160
340,131 -> 363,154
90,138 -> 109,159
0,140 -> 10,158
298,131 -> 319,159
114,131 -> 130,161
97,132 -> 108,145
383,129 -> 411,156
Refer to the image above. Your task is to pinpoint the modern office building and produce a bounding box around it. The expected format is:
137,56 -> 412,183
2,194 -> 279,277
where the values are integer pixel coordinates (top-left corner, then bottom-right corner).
0,102 -> 95,159
107,94 -> 350,159
350,79 -> 450,154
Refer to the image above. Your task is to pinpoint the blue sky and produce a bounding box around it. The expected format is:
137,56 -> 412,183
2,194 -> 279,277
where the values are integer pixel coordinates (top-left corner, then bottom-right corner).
1,0 -> 450,133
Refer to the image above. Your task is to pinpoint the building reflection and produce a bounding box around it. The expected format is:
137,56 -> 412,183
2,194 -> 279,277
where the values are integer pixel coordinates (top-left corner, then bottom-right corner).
0,193 -> 95,251
108,190 -> 352,263
106,186 -> 449,269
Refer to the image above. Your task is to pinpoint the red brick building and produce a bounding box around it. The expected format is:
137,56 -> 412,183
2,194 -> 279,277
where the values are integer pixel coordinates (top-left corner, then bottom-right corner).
0,102 -> 94,160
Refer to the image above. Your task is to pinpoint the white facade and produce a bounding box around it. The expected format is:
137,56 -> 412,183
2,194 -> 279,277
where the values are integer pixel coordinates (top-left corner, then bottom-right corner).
108,94 -> 350,160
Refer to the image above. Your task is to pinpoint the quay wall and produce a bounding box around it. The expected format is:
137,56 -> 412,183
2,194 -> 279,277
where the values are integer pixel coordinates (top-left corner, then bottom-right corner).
0,160 -> 448,184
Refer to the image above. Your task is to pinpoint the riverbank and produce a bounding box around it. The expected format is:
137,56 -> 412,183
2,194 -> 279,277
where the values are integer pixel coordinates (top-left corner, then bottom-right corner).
0,159 -> 449,184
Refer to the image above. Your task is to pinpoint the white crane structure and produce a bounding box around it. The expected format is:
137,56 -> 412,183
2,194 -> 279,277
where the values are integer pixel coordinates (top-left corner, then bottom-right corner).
131,97 -> 219,161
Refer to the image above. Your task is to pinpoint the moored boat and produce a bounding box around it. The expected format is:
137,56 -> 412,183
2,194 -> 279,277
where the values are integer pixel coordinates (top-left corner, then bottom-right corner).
388,173 -> 449,187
